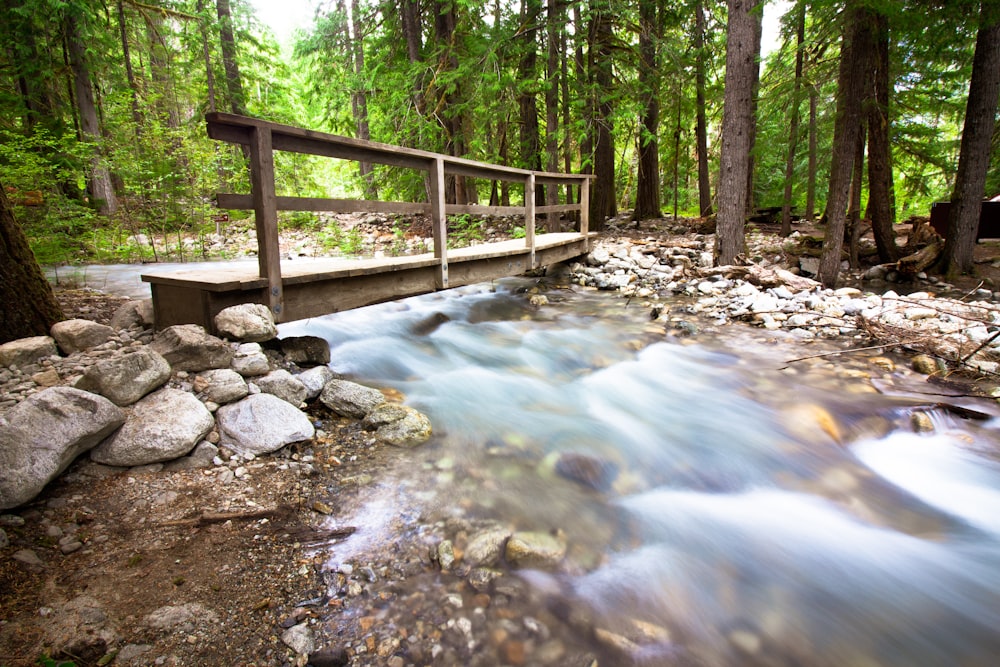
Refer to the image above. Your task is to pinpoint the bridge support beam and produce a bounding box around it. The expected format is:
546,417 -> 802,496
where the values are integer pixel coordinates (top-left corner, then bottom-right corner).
429,157 -> 449,289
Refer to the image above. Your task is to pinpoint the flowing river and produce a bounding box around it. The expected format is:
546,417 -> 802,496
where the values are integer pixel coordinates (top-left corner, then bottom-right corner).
61,264 -> 1000,664
276,276 -> 1000,666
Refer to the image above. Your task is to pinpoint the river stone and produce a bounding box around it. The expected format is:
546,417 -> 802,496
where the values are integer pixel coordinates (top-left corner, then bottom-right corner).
554,452 -> 618,491
0,387 -> 125,510
362,403 -> 432,447
149,324 -> 234,371
281,336 -> 331,366
465,528 -> 511,567
75,348 -> 171,406
109,299 -> 154,331
231,342 -> 270,377
215,393 -> 315,456
90,388 -> 214,466
255,369 -> 308,406
505,531 -> 567,569
145,603 -> 219,633
282,622 -> 316,655
194,368 -> 248,405
320,379 -> 384,418
0,336 -> 58,368
50,319 -> 115,354
214,303 -> 277,343
911,354 -> 940,375
297,366 -> 334,400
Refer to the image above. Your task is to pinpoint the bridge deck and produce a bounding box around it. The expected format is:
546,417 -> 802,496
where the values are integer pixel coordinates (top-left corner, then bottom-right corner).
143,232 -> 593,330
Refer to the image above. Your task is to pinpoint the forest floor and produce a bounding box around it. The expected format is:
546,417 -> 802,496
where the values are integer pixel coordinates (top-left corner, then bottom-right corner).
4,216 -> 1000,667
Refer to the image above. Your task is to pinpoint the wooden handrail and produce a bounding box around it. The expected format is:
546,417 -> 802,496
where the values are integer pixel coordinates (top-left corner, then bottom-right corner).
205,113 -> 594,321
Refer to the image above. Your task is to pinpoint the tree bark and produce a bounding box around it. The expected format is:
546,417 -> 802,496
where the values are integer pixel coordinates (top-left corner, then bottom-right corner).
780,2 -> 805,237
350,0 -> 375,198
817,3 -> 870,287
715,0 -> 761,265
847,126 -> 866,269
197,0 -> 218,113
518,0 -> 543,181
941,3 -> 1000,276
588,0 -> 616,228
633,0 -> 661,221
866,10 -> 898,263
117,0 -> 143,130
0,180 -> 64,344
65,10 -> 118,216
744,4 -> 763,215
694,0 -> 713,217
216,0 -> 246,115
806,83 -> 818,220
544,0 -> 560,231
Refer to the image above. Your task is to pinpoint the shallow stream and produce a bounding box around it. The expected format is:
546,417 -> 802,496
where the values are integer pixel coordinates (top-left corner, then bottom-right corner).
280,277 -> 1000,666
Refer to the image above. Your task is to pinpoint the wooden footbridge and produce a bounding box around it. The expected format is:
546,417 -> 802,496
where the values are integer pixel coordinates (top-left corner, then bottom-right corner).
141,114 -> 595,331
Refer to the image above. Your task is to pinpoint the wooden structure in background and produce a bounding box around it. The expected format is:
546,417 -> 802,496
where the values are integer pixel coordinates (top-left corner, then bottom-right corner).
142,114 -> 595,331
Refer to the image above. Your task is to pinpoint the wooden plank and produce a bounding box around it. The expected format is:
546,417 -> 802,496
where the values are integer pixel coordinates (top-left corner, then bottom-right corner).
216,193 -> 430,215
445,203 -> 526,216
429,157 -> 448,289
249,126 -> 284,322
271,133 -> 431,171
525,174 -> 536,268
536,203 -> 580,214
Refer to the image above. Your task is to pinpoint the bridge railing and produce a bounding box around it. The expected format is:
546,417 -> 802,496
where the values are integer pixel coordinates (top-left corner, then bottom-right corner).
206,112 -> 594,321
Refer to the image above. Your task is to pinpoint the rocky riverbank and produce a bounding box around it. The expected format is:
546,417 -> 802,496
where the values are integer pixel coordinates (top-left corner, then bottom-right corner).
3,220 -> 1000,666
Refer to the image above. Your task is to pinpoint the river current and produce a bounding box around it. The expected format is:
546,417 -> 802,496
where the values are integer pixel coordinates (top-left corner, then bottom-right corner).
64,264 -> 1000,664
277,276 -> 1000,666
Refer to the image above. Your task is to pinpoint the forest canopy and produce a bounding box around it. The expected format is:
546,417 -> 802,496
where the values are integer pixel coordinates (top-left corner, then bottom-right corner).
0,0 -> 996,268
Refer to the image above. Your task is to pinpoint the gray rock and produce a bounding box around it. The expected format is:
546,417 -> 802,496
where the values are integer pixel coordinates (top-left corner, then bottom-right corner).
362,403 -> 432,447
231,342 -> 270,377
214,303 -> 277,343
13,549 -> 43,567
281,336 -> 331,366
109,299 -> 155,331
465,528 -> 511,567
163,441 -> 219,472
0,387 -> 125,510
255,369 -> 308,406
145,603 -> 219,633
216,393 -> 315,456
90,388 -> 214,467
149,324 -> 234,372
0,527 -> 8,548
50,319 -> 115,354
319,379 -> 384,418
281,622 -> 316,655
193,368 -> 249,405
0,336 -> 58,368
297,366 -> 334,400
798,257 -> 820,277
505,531 -> 567,569
75,348 -> 171,406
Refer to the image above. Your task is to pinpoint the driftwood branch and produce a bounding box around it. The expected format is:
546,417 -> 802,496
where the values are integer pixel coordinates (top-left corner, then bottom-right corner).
162,507 -> 291,527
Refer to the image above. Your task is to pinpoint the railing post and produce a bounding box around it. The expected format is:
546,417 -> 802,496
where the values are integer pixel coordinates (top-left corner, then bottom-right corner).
249,125 -> 284,321
525,173 -> 536,269
580,176 -> 591,249
429,157 -> 449,289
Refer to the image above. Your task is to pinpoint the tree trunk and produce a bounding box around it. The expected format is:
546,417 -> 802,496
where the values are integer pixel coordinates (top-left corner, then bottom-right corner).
589,1 -> 616,228
806,83 -> 818,220
847,126 -> 866,269
216,0 -> 246,115
518,0 -> 543,184
350,0 -> 375,198
941,3 -> 1000,276
780,2 -> 806,237
544,0 -> 560,231
197,0 -> 218,113
866,10 -> 898,263
147,12 -> 179,128
744,4 -> 763,215
65,10 -> 118,216
117,1 -> 142,130
715,0 -> 761,265
0,180 -> 64,344
817,3 -> 870,287
694,0 -> 713,217
633,0 -> 661,221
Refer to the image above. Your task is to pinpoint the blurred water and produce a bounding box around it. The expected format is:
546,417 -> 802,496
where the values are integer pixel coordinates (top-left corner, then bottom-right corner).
279,277 -> 1000,666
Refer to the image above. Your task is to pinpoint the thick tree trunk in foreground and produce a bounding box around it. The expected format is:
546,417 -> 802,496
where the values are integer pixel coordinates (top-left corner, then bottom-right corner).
817,3 -> 870,287
715,0 -> 761,265
0,181 -> 64,344
941,4 -> 1000,276
866,11 -> 898,263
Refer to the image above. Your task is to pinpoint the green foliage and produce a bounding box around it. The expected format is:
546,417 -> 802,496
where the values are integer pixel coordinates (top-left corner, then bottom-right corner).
449,214 -> 485,247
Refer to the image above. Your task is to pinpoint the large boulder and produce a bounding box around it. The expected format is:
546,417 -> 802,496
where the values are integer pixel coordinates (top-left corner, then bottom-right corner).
109,299 -> 154,331
215,393 -> 314,456
50,319 -> 115,354
75,348 -> 171,406
90,388 -> 214,466
0,336 -> 58,368
281,336 -> 331,366
149,325 -> 234,372
319,379 -> 383,418
214,304 -> 277,343
193,368 -> 248,405
0,387 -> 125,509
362,403 -> 432,447
255,369 -> 308,406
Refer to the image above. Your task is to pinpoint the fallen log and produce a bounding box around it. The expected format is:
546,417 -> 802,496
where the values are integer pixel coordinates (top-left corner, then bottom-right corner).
896,241 -> 941,276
